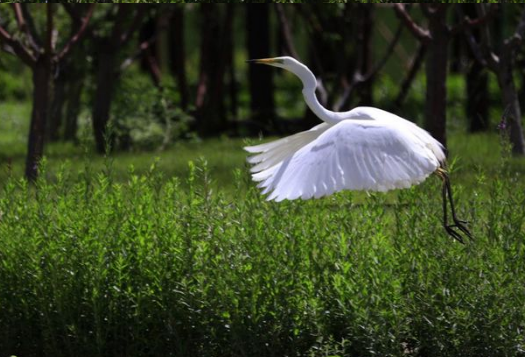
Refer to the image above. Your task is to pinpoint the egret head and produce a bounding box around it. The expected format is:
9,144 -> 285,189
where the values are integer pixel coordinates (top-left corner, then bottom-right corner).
247,56 -> 316,89
246,56 -> 301,70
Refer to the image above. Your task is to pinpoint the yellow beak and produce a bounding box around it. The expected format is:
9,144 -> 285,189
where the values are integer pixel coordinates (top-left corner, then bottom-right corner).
246,58 -> 283,65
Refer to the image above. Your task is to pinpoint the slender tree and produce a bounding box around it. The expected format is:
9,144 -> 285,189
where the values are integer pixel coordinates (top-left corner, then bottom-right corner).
395,4 -> 494,148
395,4 -> 449,147
169,6 -> 189,111
90,6 -> 147,153
356,4 -> 374,106
465,4 -> 525,155
195,4 -> 233,136
0,4 -> 93,181
464,4 -> 489,132
246,4 -> 274,133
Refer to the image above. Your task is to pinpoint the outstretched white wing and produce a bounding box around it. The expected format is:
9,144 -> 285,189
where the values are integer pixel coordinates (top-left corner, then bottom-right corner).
244,123 -> 331,172
246,120 -> 441,202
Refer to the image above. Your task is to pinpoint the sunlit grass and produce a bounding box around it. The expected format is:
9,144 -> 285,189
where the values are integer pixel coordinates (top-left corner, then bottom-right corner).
1,97 -> 525,356
1,152 -> 524,356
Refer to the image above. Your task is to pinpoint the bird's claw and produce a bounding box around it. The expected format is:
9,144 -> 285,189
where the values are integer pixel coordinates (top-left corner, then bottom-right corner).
445,225 -> 465,244
445,219 -> 473,244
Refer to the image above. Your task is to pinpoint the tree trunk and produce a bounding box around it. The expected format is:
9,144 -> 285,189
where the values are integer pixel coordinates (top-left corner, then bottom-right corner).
497,58 -> 525,155
169,6 -> 188,111
47,66 -> 67,141
92,41 -> 116,153
64,74 -> 84,142
425,10 -> 449,147
466,60 -> 488,132
26,56 -> 51,181
195,4 -> 232,136
356,4 -> 374,106
226,11 -> 237,121
246,4 -> 274,133
464,5 -> 489,132
140,17 -> 161,86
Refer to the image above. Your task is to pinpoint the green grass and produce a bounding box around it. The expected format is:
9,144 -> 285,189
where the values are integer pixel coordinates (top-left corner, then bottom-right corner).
2,100 -> 525,356
1,152 -> 525,356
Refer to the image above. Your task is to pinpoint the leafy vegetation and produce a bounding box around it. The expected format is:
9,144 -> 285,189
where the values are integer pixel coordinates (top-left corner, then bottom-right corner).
1,124 -> 525,356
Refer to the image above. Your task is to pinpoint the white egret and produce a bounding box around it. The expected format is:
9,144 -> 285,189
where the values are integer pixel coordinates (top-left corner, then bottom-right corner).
245,56 -> 471,243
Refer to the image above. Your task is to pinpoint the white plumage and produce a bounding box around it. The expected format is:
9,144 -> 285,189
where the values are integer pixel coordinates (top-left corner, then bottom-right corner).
245,57 -> 445,201
245,56 -> 471,242
246,109 -> 445,201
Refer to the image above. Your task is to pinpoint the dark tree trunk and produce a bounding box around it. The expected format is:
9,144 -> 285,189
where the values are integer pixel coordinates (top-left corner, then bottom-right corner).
497,56 -> 525,155
88,6 -> 146,153
47,66 -> 67,142
464,5 -> 489,132
92,41 -> 116,153
246,5 -> 274,133
1,3 -> 94,181
226,12 -> 237,121
195,5 -> 232,136
169,6 -> 188,111
449,9 -> 463,74
466,60 -> 488,132
356,4 -> 374,106
140,17 -> 161,86
425,10 -> 449,147
26,56 -> 51,181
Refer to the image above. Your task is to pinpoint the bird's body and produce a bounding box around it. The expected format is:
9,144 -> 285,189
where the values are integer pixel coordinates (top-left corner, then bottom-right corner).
246,106 -> 445,201
245,56 -> 471,242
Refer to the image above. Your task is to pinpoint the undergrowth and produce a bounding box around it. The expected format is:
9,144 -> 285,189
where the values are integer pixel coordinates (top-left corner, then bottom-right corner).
0,156 -> 524,357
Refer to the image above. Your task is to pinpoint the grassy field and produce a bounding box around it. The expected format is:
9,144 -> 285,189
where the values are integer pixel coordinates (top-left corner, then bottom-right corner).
1,101 -> 525,356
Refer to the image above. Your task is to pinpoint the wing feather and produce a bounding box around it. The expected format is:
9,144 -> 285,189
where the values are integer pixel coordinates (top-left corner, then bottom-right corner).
250,120 -> 440,201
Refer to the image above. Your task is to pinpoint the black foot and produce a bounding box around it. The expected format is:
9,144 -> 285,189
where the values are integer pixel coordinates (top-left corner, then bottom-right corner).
445,225 -> 465,244
445,219 -> 473,244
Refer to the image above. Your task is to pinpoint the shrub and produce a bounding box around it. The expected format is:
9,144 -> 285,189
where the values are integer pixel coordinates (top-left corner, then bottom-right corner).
0,158 -> 524,356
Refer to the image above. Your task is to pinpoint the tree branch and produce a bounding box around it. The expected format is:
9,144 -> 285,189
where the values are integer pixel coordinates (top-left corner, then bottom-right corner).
333,20 -> 403,112
57,4 -> 95,61
461,4 -> 499,71
450,3 -> 497,36
0,24 -> 36,66
12,4 -> 26,33
395,43 -> 426,109
463,28 -> 490,68
12,4 -> 41,53
363,20 -> 403,83
394,4 -> 431,43
119,35 -> 157,72
20,4 -> 42,50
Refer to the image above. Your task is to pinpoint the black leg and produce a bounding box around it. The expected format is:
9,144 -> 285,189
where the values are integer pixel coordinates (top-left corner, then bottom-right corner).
445,176 -> 473,240
439,170 -> 472,243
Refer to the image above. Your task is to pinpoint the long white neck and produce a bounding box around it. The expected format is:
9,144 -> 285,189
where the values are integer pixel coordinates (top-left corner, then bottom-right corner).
288,62 -> 342,125
302,88 -> 343,125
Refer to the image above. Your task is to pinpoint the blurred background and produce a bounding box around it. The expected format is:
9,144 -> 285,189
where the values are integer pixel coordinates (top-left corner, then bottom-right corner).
0,3 -> 524,182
